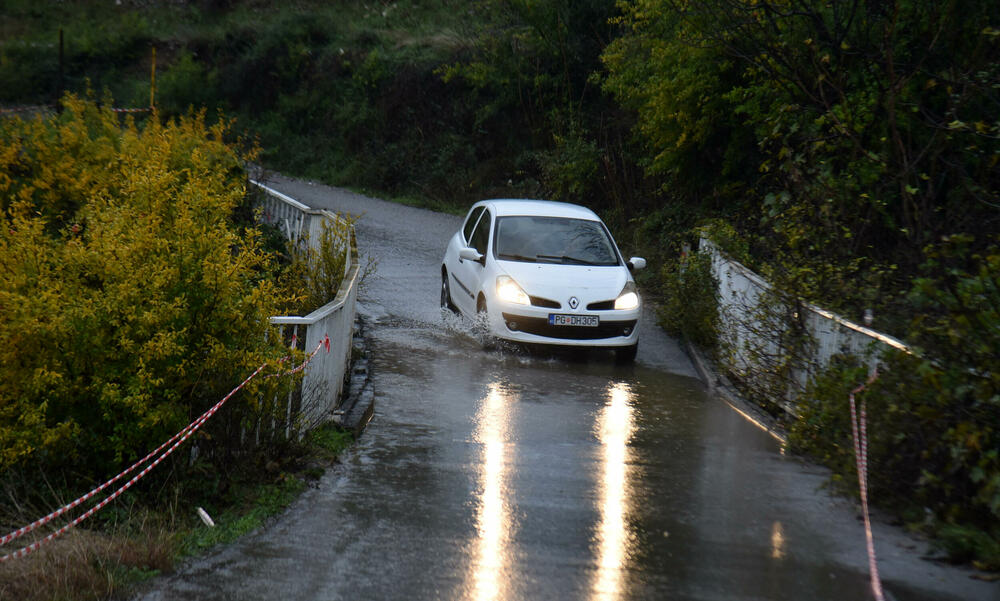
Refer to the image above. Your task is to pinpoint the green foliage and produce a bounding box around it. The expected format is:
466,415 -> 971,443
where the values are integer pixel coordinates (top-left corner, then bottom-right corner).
180,477 -> 307,556
536,118 -> 601,201
307,422 -> 355,458
278,215 -> 356,316
0,2 -> 156,106
935,524 -> 1000,570
788,355 -> 870,483
906,238 -> 1000,530
621,202 -> 698,270
697,220 -> 750,265
157,50 -> 220,115
438,0 -> 631,207
792,346 -> 1000,568
791,237 -> 1000,567
0,95 -> 291,480
602,2 -> 751,205
657,249 -> 720,350
603,0 -> 1000,325
2,0 -> 646,216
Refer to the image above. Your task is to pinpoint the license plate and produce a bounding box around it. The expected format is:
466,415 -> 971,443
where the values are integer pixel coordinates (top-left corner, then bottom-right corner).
548,314 -> 599,327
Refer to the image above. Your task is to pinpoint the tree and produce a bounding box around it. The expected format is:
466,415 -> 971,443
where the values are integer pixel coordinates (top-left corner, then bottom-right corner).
604,0 -> 1000,318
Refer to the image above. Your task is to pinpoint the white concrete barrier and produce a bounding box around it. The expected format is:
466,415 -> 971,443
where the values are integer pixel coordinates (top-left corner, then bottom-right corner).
702,238 -> 909,407
252,180 -> 359,435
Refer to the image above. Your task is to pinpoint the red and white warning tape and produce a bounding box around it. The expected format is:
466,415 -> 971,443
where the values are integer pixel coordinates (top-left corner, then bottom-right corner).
0,336 -> 329,562
263,335 -> 329,380
849,369 -> 885,601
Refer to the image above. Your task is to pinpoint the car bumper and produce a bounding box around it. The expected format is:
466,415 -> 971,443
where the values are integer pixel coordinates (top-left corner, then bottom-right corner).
489,304 -> 640,348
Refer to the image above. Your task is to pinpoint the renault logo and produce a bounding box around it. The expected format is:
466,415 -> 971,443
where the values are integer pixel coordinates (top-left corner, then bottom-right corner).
568,296 -> 579,309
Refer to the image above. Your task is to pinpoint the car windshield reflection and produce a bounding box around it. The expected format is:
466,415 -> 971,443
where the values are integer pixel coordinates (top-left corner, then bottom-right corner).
494,216 -> 619,266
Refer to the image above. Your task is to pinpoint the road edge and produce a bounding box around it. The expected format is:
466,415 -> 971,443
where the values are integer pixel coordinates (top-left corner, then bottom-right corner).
682,338 -> 788,444
334,315 -> 375,437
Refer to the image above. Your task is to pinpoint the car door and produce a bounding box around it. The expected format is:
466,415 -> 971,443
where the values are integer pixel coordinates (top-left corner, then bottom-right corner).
452,207 -> 491,316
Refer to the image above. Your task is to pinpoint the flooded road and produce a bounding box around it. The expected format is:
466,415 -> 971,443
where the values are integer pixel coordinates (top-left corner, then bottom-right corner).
135,175 -> 995,601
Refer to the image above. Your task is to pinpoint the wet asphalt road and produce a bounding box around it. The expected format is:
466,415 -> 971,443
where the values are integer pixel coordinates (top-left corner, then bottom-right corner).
135,175 -> 997,601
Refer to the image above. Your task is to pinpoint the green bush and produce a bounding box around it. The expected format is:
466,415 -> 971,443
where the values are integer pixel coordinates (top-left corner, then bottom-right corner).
790,235 -> 1000,568
657,247 -> 720,350
792,347 -> 1000,569
603,0 -> 1000,329
157,50 -> 220,115
788,355 -> 870,484
278,215 -> 356,316
0,95 -> 292,481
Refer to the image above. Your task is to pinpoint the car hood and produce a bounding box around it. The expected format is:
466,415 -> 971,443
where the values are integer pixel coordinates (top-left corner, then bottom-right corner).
498,261 -> 629,304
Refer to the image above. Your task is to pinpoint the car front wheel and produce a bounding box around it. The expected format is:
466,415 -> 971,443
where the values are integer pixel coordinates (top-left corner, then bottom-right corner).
441,271 -> 458,313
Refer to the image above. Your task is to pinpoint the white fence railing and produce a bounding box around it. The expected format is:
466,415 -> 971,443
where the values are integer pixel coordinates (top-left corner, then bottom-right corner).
703,238 -> 909,405
252,180 -> 359,434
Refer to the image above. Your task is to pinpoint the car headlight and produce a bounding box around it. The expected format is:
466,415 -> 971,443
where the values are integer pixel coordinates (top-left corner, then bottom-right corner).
614,282 -> 640,310
496,275 -> 530,305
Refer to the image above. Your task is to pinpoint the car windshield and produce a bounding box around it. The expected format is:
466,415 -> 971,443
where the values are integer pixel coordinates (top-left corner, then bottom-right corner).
494,216 -> 620,266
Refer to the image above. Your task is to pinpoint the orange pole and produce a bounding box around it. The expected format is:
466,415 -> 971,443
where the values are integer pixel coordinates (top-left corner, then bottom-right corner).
149,46 -> 156,109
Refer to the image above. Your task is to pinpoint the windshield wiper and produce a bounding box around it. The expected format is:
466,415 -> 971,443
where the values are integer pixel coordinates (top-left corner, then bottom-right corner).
536,254 -> 599,265
497,253 -> 538,263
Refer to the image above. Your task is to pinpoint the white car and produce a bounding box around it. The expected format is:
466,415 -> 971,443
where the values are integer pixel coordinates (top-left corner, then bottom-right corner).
441,199 -> 646,362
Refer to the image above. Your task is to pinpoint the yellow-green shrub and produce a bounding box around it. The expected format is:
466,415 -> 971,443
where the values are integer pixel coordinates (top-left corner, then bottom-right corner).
0,95 -> 291,479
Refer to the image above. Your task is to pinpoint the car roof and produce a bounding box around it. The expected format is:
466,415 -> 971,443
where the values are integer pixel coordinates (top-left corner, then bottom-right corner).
475,199 -> 601,221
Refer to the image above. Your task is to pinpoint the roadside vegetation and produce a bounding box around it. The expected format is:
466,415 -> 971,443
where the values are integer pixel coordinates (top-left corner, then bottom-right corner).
0,421 -> 352,601
2,0 -> 997,573
0,95 -> 358,598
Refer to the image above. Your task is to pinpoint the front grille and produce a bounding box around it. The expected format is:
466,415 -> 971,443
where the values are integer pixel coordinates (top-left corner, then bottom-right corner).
502,314 -> 637,340
530,296 -> 561,309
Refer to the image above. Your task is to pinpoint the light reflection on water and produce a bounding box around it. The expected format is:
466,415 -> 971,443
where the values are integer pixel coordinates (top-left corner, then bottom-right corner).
464,379 -> 639,601
590,381 -> 637,601
469,382 -> 515,601
771,521 -> 786,560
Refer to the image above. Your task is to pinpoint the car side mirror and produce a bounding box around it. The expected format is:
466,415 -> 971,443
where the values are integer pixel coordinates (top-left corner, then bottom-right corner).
460,247 -> 484,264
628,257 -> 646,272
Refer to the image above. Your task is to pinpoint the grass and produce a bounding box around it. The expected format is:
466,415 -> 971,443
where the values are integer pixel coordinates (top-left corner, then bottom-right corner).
177,422 -> 356,559
0,422 -> 355,601
0,514 -> 174,601
178,477 -> 307,557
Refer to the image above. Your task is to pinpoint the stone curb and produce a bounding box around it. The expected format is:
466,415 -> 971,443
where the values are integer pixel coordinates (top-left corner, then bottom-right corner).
332,315 -> 375,438
682,338 -> 787,444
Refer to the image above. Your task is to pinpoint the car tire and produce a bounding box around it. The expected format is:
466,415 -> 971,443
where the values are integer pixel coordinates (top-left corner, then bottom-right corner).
615,343 -> 638,364
441,271 -> 458,313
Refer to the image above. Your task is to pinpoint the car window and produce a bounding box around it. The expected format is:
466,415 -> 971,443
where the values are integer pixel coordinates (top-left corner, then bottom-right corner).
469,209 -> 492,255
462,207 -> 484,244
494,216 -> 619,266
